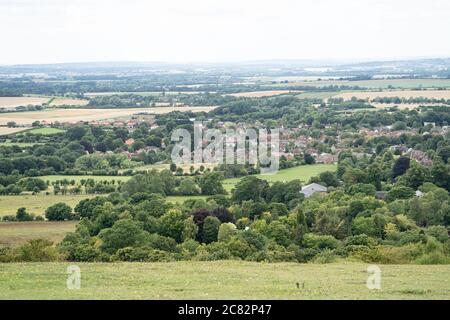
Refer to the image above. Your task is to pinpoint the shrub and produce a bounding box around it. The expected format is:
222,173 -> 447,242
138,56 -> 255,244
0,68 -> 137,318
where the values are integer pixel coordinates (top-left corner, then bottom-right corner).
45,203 -> 73,221
311,249 -> 338,264
16,207 -> 34,222
16,239 -> 59,262
425,226 -> 449,243
218,223 -> 237,242
201,216 -> 221,243
303,233 -> 340,250
195,242 -> 232,261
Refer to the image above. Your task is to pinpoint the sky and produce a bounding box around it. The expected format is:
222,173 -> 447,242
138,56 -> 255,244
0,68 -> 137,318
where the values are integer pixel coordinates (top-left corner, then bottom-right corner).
1,0 -> 449,65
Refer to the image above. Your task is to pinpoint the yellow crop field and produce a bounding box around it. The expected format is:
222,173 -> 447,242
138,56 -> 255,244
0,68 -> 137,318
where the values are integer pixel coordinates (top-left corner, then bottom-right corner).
0,106 -> 216,126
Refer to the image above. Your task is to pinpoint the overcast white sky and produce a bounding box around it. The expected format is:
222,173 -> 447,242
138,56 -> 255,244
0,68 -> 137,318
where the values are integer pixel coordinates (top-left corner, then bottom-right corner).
1,0 -> 449,65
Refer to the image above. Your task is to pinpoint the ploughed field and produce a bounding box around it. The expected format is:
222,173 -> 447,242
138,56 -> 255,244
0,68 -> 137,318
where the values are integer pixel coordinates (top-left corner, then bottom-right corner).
0,261 -> 449,299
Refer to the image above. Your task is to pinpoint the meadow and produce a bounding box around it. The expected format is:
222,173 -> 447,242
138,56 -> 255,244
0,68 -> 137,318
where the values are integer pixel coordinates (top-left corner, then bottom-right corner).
0,194 -> 96,217
223,164 -> 336,191
0,261 -> 448,299
0,221 -> 77,247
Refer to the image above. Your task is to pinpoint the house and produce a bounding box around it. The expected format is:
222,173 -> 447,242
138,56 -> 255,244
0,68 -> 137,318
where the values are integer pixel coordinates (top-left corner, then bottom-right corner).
300,183 -> 327,198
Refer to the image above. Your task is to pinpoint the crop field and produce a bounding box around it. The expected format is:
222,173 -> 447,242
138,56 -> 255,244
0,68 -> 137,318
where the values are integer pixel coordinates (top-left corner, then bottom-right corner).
0,127 -> 29,136
296,91 -> 339,100
268,78 -> 450,89
223,164 -> 336,191
0,97 -> 50,109
370,103 -> 447,110
0,106 -> 216,126
226,90 -> 301,97
0,221 -> 77,247
0,194 -> 96,217
334,89 -> 450,101
84,91 -> 203,97
49,98 -> 89,106
0,261 -> 449,299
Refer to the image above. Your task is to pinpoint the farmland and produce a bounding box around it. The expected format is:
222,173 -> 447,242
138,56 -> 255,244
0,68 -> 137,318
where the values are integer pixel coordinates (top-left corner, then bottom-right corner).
334,89 -> 450,101
0,261 -> 449,299
268,78 -> 450,89
226,90 -> 301,97
0,221 -> 77,247
0,106 -> 216,126
0,97 -> 49,109
0,127 -> 29,136
49,98 -> 89,106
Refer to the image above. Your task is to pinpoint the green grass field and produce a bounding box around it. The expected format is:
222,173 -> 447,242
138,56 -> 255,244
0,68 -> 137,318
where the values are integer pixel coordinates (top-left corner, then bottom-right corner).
0,261 -> 448,299
0,194 -> 96,217
24,128 -> 66,135
0,221 -> 77,247
223,164 -> 336,191
39,175 -> 131,183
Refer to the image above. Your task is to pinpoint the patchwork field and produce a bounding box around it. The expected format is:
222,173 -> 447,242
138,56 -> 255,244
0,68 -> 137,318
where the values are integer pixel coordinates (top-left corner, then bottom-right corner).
226,90 -> 301,97
0,261 -> 449,299
334,89 -> 450,101
0,106 -> 216,126
0,221 -> 77,247
0,97 -> 50,109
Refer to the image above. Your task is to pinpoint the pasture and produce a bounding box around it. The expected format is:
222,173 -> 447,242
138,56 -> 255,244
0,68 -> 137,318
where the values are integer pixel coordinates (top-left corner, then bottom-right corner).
0,106 -> 216,126
0,221 -> 77,247
223,164 -> 336,191
84,91 -> 203,97
0,261 -> 448,299
25,127 -> 66,135
0,194 -> 96,217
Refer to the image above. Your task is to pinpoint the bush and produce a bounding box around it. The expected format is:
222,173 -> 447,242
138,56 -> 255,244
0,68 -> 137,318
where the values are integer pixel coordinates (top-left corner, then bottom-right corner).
16,239 -> 60,262
303,233 -> 340,250
218,223 -> 237,242
16,207 -> 34,222
425,226 -> 449,243
195,242 -> 232,261
45,203 -> 73,221
311,249 -> 337,264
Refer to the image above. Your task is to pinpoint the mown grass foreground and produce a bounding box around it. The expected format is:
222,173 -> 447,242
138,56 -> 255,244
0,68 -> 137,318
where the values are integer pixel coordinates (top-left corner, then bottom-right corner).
0,261 -> 449,299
